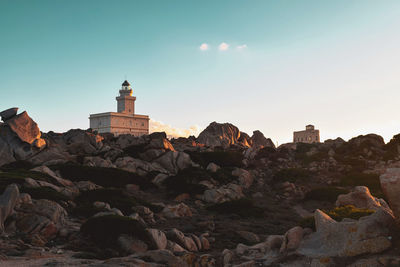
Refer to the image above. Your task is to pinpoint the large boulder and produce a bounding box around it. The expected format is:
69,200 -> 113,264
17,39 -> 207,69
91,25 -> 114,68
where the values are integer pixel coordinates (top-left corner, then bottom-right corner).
250,130 -> 275,149
336,186 -> 390,211
152,151 -> 192,174
0,184 -> 20,232
5,111 -> 42,145
0,137 -> 15,166
15,199 -> 67,242
197,122 -> 250,148
297,208 -> 394,257
380,168 -> 400,220
203,183 -> 244,203
162,203 -> 192,218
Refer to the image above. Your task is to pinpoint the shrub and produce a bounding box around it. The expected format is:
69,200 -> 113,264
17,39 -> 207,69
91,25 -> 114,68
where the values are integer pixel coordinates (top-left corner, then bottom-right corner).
0,170 -> 54,192
70,203 -> 109,218
75,188 -> 160,215
327,205 -> 375,221
298,205 -> 375,230
211,167 -> 236,184
187,151 -> 244,168
21,187 -> 70,203
75,189 -> 139,214
123,144 -> 147,158
254,147 -> 277,160
0,160 -> 34,171
207,198 -> 265,218
50,164 -> 154,189
273,168 -> 311,183
163,167 -> 209,196
304,187 -> 349,203
339,172 -> 382,196
80,215 -> 148,246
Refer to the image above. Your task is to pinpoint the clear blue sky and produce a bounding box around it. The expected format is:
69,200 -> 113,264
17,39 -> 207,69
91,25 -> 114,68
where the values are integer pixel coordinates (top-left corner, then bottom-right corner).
1,0 -> 400,144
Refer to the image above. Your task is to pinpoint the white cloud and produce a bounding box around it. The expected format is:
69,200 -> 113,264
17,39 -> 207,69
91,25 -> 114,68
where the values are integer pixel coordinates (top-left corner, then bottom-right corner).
218,42 -> 229,51
199,43 -> 209,51
150,119 -> 201,139
237,44 -> 247,50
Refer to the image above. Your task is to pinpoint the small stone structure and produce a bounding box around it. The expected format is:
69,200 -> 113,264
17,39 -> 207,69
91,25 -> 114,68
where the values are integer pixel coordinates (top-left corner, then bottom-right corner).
293,125 -> 320,143
89,80 -> 149,136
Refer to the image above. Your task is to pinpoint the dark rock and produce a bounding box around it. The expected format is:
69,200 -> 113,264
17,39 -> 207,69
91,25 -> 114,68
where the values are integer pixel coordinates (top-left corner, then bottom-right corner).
251,130 -> 275,149
0,107 -> 18,122
0,184 -> 20,232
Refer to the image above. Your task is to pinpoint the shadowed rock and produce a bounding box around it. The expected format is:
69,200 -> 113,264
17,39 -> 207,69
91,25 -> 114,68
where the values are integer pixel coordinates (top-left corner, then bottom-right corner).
0,184 -> 20,233
0,107 -> 18,122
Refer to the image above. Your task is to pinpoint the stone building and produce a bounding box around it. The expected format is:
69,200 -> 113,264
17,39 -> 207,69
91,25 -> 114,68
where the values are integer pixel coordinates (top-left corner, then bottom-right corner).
89,80 -> 149,136
293,125 -> 320,143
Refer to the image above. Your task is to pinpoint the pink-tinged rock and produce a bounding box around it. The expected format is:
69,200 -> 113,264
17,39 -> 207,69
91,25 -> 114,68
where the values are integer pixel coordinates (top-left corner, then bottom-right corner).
297,208 -> 394,257
280,226 -> 303,252
5,111 -> 41,144
0,184 -> 20,232
336,186 -> 390,211
380,168 -> 400,220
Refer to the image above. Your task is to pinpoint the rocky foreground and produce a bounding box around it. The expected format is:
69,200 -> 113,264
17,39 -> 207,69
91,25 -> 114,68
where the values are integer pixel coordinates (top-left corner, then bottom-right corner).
1,108 -> 400,266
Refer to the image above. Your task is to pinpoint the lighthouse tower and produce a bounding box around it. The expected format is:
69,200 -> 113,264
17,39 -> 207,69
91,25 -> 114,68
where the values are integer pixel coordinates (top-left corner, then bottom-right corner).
116,80 -> 136,115
89,80 -> 149,136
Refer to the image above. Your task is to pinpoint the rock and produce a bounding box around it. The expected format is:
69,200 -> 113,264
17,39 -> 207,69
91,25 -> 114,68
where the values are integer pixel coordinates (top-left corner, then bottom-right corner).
15,199 -> 67,241
174,193 -> 190,202
380,168 -> 400,220
18,193 -> 32,205
250,130 -> 275,149
0,107 -> 18,121
297,209 -> 394,257
233,261 -> 256,267
165,228 -> 198,251
146,228 -> 167,249
232,168 -> 253,189
0,137 -> 15,166
184,236 -> 198,252
203,183 -> 244,203
136,249 -> 183,266
336,186 -> 390,211
200,235 -> 210,250
118,234 -> 148,254
93,208 -> 124,217
197,122 -> 250,148
5,111 -> 42,144
0,184 -> 20,232
83,156 -> 115,168
115,156 -> 167,175
206,163 -> 220,173
152,151 -> 192,174
190,234 -> 202,251
222,249 -> 234,265
166,240 -> 186,253
280,226 -> 303,252
166,228 -> 186,248
134,206 -> 155,225
236,230 -> 260,244
31,165 -> 74,187
75,181 -> 102,191
162,203 -> 192,218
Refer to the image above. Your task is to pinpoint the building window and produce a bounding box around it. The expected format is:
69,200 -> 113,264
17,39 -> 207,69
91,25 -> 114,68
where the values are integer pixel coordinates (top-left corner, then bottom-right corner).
141,123 -> 144,126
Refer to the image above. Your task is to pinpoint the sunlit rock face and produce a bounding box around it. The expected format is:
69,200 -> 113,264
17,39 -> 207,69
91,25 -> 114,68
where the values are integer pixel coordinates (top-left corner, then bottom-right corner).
380,168 -> 400,221
197,122 -> 249,148
251,130 -> 275,149
0,108 -> 47,166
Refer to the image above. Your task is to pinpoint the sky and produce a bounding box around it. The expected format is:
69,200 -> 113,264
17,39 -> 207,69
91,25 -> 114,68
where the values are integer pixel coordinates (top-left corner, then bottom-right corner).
1,0 -> 400,145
